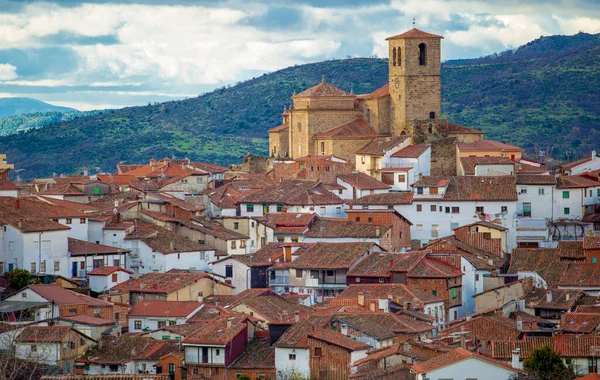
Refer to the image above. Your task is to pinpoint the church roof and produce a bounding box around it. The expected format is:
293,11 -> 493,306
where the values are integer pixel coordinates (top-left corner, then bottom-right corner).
313,118 -> 379,139
386,28 -> 444,40
358,83 -> 390,99
268,123 -> 289,133
294,79 -> 353,98
447,122 -> 484,135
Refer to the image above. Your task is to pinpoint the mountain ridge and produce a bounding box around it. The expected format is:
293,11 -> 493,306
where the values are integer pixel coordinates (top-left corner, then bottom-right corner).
0,32 -> 598,180
0,97 -> 76,118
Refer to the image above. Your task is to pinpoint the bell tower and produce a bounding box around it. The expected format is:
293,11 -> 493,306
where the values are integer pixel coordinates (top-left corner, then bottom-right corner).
387,28 -> 443,136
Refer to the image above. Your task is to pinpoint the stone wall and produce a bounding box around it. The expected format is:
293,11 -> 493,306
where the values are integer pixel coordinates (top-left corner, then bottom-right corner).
357,96 -> 391,135
268,129 -> 289,158
430,137 -> 458,176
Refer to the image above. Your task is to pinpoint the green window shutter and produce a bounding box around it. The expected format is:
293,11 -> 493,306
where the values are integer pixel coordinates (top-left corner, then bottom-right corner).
593,258 -> 597,263
93,187 -> 100,195
562,191 -> 569,199
451,288 -> 456,298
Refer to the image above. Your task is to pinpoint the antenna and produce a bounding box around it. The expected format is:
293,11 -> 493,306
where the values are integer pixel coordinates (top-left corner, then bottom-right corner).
412,18 -> 416,27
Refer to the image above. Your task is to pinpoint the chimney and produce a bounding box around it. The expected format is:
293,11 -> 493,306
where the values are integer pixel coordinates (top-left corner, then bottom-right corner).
403,342 -> 411,352
198,292 -> 204,303
17,219 -> 23,230
460,335 -> 466,349
227,317 -> 234,329
375,226 -> 381,237
516,317 -> 523,331
466,313 -> 472,321
532,321 -> 538,330
15,199 -> 19,209
511,348 -> 522,369
295,311 -> 300,323
546,291 -> 552,303
369,302 -> 376,312
487,259 -> 494,266
358,292 -> 365,306
518,298 -> 525,311
593,150 -> 597,160
565,293 -> 570,301
170,240 -> 175,251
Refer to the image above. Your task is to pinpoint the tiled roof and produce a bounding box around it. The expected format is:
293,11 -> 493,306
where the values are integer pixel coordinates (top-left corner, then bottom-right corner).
129,300 -> 201,317
187,305 -> 234,323
491,335 -> 600,359
446,122 -> 484,135
507,248 -> 567,286
294,80 -> 352,97
96,174 -> 139,185
337,312 -> 434,339
274,315 -> 332,348
309,327 -> 370,350
386,28 -> 444,40
558,263 -> 600,287
559,155 -> 595,171
35,196 -> 101,213
59,314 -> 116,326
353,192 -> 413,205
304,219 -> 391,239
230,339 -> 275,369
391,144 -> 429,158
15,326 -> 73,343
313,118 -> 379,139
558,240 -> 584,259
337,172 -> 390,190
423,235 -> 506,270
561,312 -> 600,333
412,176 -> 518,201
0,169 -> 19,190
140,209 -> 184,222
208,289 -> 275,309
36,182 -> 85,195
335,283 -> 443,305
189,161 -> 228,174
524,288 -> 582,310
0,196 -> 90,232
84,336 -> 178,364
290,242 -> 377,269
556,175 -> 600,188
28,284 -> 112,306
356,135 -> 410,155
268,123 -> 289,133
407,258 -> 462,279
254,212 -> 316,234
236,294 -> 311,323
516,174 -> 557,185
150,193 -> 204,212
68,238 -> 130,256
88,266 -> 133,276
240,180 -> 343,206
412,347 -> 524,374
346,252 -> 426,277
455,221 -> 509,231
457,140 -> 523,152
357,83 -> 390,99
183,315 -> 248,345
125,219 -> 211,253
460,156 -> 514,175
111,271 -> 220,294
583,213 -> 600,223
584,236 -> 600,249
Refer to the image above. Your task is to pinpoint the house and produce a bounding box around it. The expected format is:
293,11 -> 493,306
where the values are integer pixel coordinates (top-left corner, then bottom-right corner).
123,220 -> 217,274
354,135 -> 412,179
251,212 -> 317,246
388,144 -> 431,188
127,300 -> 203,332
344,208 -> 413,250
473,278 -> 534,313
336,173 -> 390,201
110,270 -> 233,306
274,315 -> 370,380
183,315 -> 256,379
83,335 -> 178,375
303,218 -> 396,250
410,347 -> 524,380
0,168 -> 19,197
68,238 -> 131,279
441,314 -> 526,351
271,155 -> 353,184
3,284 -> 114,320
452,221 -> 509,257
266,243 -> 314,294
179,217 -> 249,256
143,192 -> 205,220
557,151 -> 600,176
87,266 -> 133,293
404,176 -> 518,249
228,339 -> 276,380
15,326 -> 96,374
56,314 -> 119,341
554,175 -> 600,220
523,288 -> 583,321
239,180 -> 345,218
206,175 -> 276,218
288,242 -> 383,305
456,139 -> 523,162
229,290 -> 311,327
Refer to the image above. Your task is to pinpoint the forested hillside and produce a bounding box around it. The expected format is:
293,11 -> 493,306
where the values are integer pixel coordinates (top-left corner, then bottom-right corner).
0,32 -> 598,179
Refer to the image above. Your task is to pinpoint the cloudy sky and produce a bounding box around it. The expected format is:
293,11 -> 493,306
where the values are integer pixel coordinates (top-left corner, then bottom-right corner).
0,0 -> 598,110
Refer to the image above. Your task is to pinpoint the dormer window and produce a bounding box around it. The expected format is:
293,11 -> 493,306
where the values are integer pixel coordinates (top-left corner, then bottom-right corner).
417,187 -> 423,194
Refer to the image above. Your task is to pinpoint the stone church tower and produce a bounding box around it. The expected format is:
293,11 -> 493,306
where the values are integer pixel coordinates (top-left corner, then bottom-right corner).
387,29 -> 443,136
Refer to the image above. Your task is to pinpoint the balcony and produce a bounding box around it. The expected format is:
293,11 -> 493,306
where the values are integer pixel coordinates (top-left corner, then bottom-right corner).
269,276 -> 289,286
316,282 -> 347,289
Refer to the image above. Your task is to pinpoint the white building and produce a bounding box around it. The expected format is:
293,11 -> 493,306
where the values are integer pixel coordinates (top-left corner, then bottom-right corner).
558,151 -> 600,176
88,266 -> 133,293
553,176 -> 600,220
335,173 -> 390,201
388,144 -> 431,185
127,300 -> 203,333
68,238 -> 130,279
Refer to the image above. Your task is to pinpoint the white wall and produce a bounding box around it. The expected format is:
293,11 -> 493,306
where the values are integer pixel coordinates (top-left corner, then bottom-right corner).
184,345 -> 226,365
88,221 -> 104,244
211,258 -> 250,295
475,164 -> 514,176
416,356 -> 519,380
15,343 -> 59,365
58,217 -> 88,241
122,239 -> 214,274
517,184 -> 555,219
275,347 -> 310,379
89,270 -> 131,293
129,316 -> 188,333
241,203 -> 345,218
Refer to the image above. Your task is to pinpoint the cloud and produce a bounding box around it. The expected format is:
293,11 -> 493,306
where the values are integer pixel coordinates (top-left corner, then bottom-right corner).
0,63 -> 17,80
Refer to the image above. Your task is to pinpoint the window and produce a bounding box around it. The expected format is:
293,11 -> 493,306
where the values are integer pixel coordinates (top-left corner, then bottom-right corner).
418,43 -> 427,65
277,237 -> 284,243
597,189 -> 600,197
54,261 -> 60,272
564,207 -> 570,215
361,156 -> 365,164
40,261 -> 46,273
450,222 -> 459,230
483,232 -> 492,239
589,357 -> 598,374
234,222 -> 239,230
451,288 -> 457,299
277,204 -> 284,212
80,338 -> 85,346
326,270 -> 334,277
31,345 -> 37,352
196,177 -> 203,184
429,112 -> 435,119
240,240 -> 246,248
431,224 -> 439,238
379,277 -> 385,283
112,273 -> 118,282
355,277 -> 361,283
169,320 -> 176,326
21,292 -> 27,298
368,217 -> 373,222
291,238 -> 298,243
66,218 -> 72,224
398,174 -> 406,183
296,269 -> 303,278
523,202 -> 531,217
445,207 -> 450,214
416,204 -> 422,212
134,320 -> 142,329
69,308 -> 77,315
30,262 -> 36,273
593,258 -> 597,263
520,187 -> 527,194
320,142 -> 325,154
70,341 -> 76,349
289,354 -> 296,360
429,187 -> 438,195
563,191 -> 570,199
432,290 -> 437,296
451,207 -> 460,214
246,204 -> 254,212
158,321 -> 167,328
231,241 -> 237,249
417,187 -> 423,194
397,47 -> 402,65
475,274 -> 480,281
355,217 -> 361,222
475,206 -> 484,214
416,224 -> 423,231
538,188 -> 545,195
501,206 -> 508,213
225,265 -> 233,278
314,347 -> 322,357
199,240 -> 205,245
392,47 -> 397,66
113,259 -> 120,267
93,259 -> 103,269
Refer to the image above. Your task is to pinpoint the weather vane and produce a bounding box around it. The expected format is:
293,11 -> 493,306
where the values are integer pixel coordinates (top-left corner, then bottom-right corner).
413,18 -> 416,27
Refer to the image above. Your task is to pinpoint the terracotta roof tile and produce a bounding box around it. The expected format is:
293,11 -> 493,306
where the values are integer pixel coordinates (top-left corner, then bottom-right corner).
562,312 -> 600,333
88,266 -> 133,276
16,326 -> 73,343
309,327 -> 370,350
240,180 -> 343,206
129,300 -> 201,317
337,172 -> 390,190
125,219 -> 212,253
557,175 -> 600,188
111,271 -> 220,294
314,118 -> 379,139
460,156 -> 515,175
268,123 -> 289,133
584,236 -> 600,250
304,219 -> 391,239
346,252 -> 426,277
412,347 -> 524,375
335,283 -> 443,306
290,242 -> 377,270
353,192 -> 413,205
235,294 -> 311,323
356,135 -> 410,155
446,122 -> 484,135
59,315 -> 116,326
516,174 -> 557,185
84,336 -> 178,364
386,28 -> 444,40
457,140 -> 523,152
294,80 -> 352,97
357,83 -> 390,99
230,339 -> 275,369
183,315 -> 249,345
69,238 -> 130,256
274,315 -> 332,348
391,144 -> 429,158
412,176 -> 518,201
524,288 -> 582,310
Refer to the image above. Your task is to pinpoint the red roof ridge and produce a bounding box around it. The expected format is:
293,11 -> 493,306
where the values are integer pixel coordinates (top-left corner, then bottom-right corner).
386,28 -> 444,40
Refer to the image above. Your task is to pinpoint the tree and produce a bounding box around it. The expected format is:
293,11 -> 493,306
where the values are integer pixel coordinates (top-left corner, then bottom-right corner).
8,268 -> 31,291
521,345 -> 575,380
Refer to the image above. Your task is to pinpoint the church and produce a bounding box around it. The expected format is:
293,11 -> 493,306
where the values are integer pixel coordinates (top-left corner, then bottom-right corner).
268,28 -> 485,176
